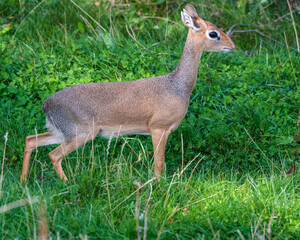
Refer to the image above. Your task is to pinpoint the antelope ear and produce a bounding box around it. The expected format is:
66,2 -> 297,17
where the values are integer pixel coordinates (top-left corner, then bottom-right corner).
184,4 -> 199,18
182,4 -> 207,31
181,9 -> 201,31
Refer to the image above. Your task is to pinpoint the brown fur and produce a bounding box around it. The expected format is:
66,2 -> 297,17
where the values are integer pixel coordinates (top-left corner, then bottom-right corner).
20,4 -> 236,183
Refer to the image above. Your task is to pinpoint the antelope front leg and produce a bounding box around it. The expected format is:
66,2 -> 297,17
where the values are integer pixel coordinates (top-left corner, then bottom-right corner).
151,129 -> 170,179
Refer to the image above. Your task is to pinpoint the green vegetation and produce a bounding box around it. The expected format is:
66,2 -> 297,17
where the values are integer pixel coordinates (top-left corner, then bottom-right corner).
0,0 -> 299,239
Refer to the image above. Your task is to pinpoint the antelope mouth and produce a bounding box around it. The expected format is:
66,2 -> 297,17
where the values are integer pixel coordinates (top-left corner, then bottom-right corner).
223,47 -> 235,52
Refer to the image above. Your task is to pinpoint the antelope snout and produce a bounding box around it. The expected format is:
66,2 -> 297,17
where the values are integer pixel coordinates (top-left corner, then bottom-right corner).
230,42 -> 237,50
223,41 -> 236,52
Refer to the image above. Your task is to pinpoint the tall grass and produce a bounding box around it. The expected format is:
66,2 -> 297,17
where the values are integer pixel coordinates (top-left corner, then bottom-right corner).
1,138 -> 299,239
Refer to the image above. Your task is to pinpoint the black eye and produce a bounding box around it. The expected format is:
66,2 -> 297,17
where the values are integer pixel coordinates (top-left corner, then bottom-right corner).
209,31 -> 218,39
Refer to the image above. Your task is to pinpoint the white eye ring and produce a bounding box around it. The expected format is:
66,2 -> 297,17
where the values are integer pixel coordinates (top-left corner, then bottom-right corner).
206,30 -> 220,40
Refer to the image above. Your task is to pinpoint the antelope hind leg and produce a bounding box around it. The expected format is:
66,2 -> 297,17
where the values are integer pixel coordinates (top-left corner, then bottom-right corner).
21,132 -> 62,183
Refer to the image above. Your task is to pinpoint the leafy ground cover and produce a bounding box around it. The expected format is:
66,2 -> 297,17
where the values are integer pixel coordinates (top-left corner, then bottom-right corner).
0,0 -> 299,239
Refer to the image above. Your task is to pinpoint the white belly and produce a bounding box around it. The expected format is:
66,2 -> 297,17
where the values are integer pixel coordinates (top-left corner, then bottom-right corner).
98,125 -> 151,139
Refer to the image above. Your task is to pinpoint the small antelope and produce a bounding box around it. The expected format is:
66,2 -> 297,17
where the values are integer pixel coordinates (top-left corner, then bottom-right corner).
20,4 -> 236,183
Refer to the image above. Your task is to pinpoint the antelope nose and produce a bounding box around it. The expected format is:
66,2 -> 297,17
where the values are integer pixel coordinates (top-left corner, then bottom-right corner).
231,41 -> 236,50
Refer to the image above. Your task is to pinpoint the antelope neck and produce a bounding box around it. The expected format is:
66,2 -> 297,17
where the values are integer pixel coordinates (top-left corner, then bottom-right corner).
168,31 -> 203,99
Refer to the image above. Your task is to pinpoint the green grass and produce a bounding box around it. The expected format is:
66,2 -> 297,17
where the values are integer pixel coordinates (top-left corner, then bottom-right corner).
1,146 -> 300,239
0,0 -> 299,239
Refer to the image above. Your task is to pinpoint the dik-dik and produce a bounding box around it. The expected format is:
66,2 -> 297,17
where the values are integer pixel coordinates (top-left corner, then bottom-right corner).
20,4 -> 236,183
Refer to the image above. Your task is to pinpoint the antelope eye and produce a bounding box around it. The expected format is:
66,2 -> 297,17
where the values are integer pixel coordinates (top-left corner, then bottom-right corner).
209,31 -> 218,38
